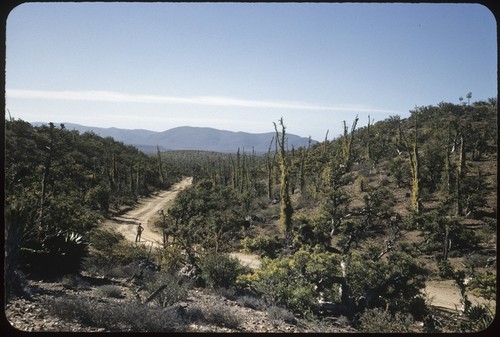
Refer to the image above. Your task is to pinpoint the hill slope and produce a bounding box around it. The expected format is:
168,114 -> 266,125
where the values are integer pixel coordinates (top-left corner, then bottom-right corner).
31,122 -> 316,153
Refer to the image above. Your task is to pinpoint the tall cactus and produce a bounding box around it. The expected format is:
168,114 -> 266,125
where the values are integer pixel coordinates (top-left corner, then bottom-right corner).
273,117 -> 294,238
299,136 -> 311,193
266,136 -> 276,200
341,115 -> 359,173
156,145 -> 165,185
456,133 -> 466,216
399,114 -> 421,214
366,115 -> 373,161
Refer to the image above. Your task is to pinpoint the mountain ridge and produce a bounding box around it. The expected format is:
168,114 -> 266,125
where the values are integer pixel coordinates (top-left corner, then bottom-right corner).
31,122 -> 317,153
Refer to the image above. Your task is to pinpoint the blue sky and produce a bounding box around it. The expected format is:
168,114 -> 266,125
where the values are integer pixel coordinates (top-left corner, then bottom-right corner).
5,2 -> 497,141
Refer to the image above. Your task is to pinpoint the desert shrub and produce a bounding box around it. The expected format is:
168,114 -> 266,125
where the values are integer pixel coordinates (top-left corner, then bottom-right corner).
354,175 -> 368,192
107,241 -> 151,265
5,269 -> 32,300
460,304 -> 495,332
82,241 -> 151,277
20,231 -> 89,276
143,271 -> 188,307
216,287 -> 237,301
241,235 -> 281,258
184,305 -> 205,323
237,295 -> 265,310
238,249 -> 341,316
159,244 -> 185,273
291,214 -> 331,249
46,295 -> 184,332
88,228 -> 124,252
420,216 -> 480,255
203,304 -> 240,329
379,176 -> 391,187
97,285 -> 124,299
295,190 -> 317,210
60,274 -> 90,290
84,184 -> 110,213
346,250 -> 428,319
469,271 -> 496,300
199,252 -> 242,289
389,157 -> 411,188
267,306 -> 297,324
358,307 -> 415,333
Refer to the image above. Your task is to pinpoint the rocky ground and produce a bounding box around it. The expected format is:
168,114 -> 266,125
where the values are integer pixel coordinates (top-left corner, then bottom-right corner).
4,275 -> 356,333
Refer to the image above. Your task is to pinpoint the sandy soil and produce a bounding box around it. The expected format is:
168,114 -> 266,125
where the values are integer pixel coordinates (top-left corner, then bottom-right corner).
103,177 -> 193,248
424,279 -> 494,312
103,176 -> 492,312
229,252 -> 262,269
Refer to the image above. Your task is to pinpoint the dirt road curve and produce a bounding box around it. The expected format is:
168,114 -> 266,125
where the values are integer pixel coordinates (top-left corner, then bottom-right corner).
103,177 -> 193,248
103,177 -> 492,312
424,279 -> 493,312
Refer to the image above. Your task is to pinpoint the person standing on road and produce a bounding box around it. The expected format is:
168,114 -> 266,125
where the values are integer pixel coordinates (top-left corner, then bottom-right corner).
136,223 -> 144,242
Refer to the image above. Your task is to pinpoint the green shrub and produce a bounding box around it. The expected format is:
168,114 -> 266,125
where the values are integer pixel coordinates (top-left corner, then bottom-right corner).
88,228 -> 124,252
158,244 -> 185,273
470,271 -> 496,300
347,250 -> 428,318
199,252 -> 242,289
241,235 -> 281,258
238,249 -> 340,316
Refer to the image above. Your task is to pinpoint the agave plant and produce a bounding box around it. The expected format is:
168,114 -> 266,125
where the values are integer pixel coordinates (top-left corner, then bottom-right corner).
29,230 -> 90,276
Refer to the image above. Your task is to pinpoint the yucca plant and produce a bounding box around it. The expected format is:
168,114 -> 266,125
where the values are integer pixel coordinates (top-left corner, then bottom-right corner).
22,230 -> 89,276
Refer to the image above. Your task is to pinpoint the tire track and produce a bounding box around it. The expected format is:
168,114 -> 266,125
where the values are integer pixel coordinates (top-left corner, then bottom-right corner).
103,177 -> 193,247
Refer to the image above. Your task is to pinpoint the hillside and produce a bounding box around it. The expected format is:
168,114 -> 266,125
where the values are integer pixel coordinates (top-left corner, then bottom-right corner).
31,122 -> 316,153
6,98 -> 497,333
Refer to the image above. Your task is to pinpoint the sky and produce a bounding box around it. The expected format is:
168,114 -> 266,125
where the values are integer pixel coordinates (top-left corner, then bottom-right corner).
5,2 -> 497,141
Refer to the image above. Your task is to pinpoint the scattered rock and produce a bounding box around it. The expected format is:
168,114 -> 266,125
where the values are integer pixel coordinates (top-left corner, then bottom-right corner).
5,276 -> 355,333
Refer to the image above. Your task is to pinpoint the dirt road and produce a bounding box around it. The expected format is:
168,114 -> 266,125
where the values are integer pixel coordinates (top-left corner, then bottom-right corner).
103,177 -> 492,312
424,279 -> 494,312
103,177 -> 193,248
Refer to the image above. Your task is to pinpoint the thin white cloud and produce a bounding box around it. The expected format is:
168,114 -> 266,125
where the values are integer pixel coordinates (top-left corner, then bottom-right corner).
6,89 -> 399,114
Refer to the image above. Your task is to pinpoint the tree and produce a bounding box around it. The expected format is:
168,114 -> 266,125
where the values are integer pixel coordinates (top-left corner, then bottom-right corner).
5,119 -> 173,279
399,113 -> 421,214
299,136 -> 312,193
366,115 -> 374,162
466,92 -> 472,106
156,145 -> 165,185
341,115 -> 359,173
273,117 -> 294,239
266,136 -> 276,200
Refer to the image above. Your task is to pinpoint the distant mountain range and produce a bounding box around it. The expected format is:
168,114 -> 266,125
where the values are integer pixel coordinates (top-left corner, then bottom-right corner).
31,122 -> 317,154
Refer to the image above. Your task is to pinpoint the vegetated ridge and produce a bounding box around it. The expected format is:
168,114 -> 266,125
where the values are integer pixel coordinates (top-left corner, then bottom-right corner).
31,122 -> 317,153
6,97 -> 497,333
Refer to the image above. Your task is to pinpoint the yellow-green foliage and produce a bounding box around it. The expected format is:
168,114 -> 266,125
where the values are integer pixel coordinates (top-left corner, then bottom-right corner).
354,175 -> 368,192
241,236 -> 281,258
158,244 -> 185,272
237,249 -> 342,315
